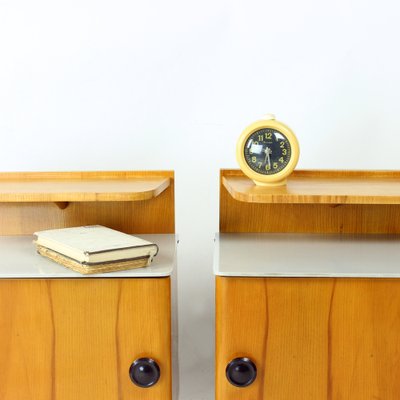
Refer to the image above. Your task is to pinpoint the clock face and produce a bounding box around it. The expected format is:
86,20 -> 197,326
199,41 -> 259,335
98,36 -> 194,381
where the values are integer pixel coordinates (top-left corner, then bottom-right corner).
243,128 -> 292,175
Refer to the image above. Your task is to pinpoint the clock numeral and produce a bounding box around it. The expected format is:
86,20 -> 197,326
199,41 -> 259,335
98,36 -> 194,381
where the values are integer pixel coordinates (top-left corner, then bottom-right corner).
266,132 -> 272,140
279,157 -> 284,163
253,141 -> 259,145
258,135 -> 263,141
251,156 -> 256,163
266,165 -> 271,171
282,148 -> 287,155
280,141 -> 285,149
258,162 -> 262,168
273,162 -> 278,169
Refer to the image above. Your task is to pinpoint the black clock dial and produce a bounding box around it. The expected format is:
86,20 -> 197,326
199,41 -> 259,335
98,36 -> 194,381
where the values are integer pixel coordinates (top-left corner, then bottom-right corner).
244,128 -> 291,175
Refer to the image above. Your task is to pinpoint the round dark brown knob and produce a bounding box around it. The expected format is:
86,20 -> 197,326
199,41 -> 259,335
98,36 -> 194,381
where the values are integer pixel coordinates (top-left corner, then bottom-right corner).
226,357 -> 257,387
129,358 -> 160,388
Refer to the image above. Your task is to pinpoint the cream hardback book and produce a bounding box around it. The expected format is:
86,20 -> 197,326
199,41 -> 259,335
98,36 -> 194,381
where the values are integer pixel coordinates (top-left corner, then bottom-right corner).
33,225 -> 158,274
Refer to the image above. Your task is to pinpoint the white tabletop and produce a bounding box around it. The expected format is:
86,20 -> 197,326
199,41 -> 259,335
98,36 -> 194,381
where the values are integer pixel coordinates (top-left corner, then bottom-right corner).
0,234 -> 177,278
214,233 -> 400,278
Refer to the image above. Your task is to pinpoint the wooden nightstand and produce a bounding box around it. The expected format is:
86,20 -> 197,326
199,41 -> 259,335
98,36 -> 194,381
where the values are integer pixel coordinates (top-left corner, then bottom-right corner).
215,169 -> 400,400
0,171 -> 177,400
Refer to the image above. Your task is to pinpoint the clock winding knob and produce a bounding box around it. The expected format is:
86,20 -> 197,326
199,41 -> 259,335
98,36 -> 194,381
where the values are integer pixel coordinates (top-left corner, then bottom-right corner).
262,113 -> 276,120
129,358 -> 160,388
226,357 -> 257,387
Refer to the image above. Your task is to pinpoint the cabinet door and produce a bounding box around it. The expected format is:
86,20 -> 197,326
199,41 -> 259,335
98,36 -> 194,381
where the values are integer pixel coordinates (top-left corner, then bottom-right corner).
216,277 -> 400,400
0,278 -> 171,400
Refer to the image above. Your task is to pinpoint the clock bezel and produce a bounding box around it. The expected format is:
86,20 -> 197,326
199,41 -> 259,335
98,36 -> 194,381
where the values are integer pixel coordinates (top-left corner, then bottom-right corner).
236,118 -> 300,186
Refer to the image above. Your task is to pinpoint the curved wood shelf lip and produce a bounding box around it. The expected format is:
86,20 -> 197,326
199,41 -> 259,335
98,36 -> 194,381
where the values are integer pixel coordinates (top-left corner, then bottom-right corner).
222,169 -> 400,205
0,172 -> 171,203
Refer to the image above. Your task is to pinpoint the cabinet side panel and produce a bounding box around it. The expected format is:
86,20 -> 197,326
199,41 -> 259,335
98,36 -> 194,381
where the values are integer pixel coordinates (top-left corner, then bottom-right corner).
0,280 -> 55,400
216,277 -> 269,400
50,279 -> 120,399
117,277 -> 172,400
330,279 -> 400,399
263,278 -> 333,399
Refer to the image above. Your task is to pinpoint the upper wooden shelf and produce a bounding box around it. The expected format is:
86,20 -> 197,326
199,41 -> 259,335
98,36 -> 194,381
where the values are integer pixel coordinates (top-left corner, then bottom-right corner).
222,169 -> 400,205
0,171 -> 171,203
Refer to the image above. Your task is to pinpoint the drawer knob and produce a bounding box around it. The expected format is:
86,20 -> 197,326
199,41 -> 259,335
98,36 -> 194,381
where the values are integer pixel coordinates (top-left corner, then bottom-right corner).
226,357 -> 257,387
129,358 -> 160,388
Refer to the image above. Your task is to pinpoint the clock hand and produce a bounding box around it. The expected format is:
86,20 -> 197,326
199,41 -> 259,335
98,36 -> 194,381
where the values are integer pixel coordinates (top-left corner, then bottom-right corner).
266,147 -> 271,169
264,148 -> 268,165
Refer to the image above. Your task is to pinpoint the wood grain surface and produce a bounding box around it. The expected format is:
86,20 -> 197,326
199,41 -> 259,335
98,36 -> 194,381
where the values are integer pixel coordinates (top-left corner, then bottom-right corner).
216,277 -> 400,400
222,169 -> 400,204
220,171 -> 400,234
0,172 -> 175,235
0,278 -> 172,400
217,169 -> 400,399
0,171 -> 172,202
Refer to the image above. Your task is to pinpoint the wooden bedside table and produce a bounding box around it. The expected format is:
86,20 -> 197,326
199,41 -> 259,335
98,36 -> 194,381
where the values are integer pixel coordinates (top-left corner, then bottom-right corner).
0,171 -> 177,400
215,169 -> 400,400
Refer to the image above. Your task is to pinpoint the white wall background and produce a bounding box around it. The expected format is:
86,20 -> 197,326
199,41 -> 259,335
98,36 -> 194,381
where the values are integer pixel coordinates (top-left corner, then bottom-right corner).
1,0 -> 400,398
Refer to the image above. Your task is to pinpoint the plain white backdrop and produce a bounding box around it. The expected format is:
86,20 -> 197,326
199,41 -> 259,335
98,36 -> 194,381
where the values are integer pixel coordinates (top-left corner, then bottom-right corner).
1,0 -> 400,398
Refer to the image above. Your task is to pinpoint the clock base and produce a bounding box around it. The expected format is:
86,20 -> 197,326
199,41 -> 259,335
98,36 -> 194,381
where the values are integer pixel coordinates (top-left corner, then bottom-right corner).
252,179 -> 287,187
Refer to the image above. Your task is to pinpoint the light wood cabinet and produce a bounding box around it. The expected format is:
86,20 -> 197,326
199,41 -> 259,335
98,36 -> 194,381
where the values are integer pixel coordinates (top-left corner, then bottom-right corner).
215,170 -> 400,400
0,171 -> 177,400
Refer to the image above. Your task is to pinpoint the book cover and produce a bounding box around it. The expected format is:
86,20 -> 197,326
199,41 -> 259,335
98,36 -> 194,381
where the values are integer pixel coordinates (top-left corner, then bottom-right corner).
33,225 -> 158,273
36,244 -> 151,275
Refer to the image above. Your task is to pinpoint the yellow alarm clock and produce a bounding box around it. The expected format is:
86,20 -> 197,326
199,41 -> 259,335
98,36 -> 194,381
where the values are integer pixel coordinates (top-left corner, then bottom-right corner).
236,114 -> 300,186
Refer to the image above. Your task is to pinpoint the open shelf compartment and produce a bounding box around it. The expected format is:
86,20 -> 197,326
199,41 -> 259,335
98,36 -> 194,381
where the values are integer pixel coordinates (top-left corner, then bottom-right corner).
0,233 -> 177,278
0,171 -> 175,235
214,232 -> 400,277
